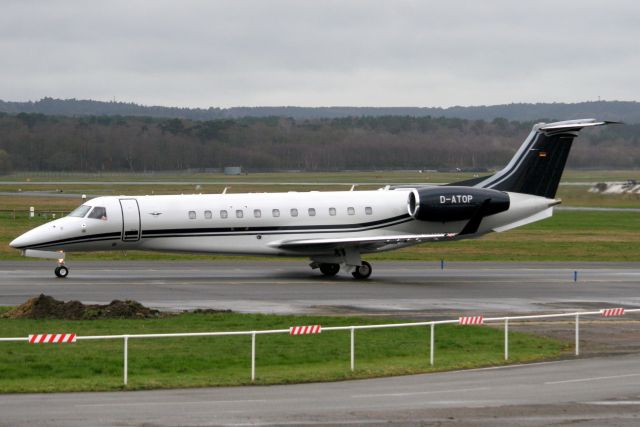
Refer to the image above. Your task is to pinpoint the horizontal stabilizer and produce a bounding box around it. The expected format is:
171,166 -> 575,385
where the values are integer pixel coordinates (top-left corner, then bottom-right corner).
492,207 -> 554,233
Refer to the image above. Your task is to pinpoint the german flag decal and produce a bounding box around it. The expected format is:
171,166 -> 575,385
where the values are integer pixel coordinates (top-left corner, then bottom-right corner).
538,151 -> 547,158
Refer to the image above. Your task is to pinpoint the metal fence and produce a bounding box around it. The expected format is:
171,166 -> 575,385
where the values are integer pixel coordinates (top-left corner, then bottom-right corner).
1,308 -> 638,385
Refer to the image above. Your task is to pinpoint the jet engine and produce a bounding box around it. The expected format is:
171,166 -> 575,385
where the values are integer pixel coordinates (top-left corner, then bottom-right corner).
407,186 -> 510,222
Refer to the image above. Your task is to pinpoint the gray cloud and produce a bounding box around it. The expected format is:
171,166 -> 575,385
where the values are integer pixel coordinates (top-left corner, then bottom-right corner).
1,0 -> 638,107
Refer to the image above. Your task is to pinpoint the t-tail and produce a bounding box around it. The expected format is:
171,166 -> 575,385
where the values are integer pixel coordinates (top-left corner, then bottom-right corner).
451,119 -> 615,198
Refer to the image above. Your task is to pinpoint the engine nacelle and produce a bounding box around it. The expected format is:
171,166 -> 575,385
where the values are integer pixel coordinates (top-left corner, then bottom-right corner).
407,186 -> 510,222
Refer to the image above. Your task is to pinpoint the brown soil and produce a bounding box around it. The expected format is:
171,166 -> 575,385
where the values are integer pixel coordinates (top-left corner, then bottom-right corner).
1,294 -> 160,320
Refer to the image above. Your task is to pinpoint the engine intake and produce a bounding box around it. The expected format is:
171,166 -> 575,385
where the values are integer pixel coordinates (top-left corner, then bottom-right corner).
408,186 -> 510,222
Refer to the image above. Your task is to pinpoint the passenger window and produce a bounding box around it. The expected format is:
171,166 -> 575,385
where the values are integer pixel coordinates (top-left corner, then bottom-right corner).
329,207 -> 336,216
290,208 -> 298,217
347,207 -> 355,215
365,207 -> 373,215
88,206 -> 107,220
308,208 -> 316,217
272,209 -> 280,218
220,210 -> 228,219
254,209 -> 261,218
188,210 -> 196,219
236,210 -> 244,219
204,210 -> 212,219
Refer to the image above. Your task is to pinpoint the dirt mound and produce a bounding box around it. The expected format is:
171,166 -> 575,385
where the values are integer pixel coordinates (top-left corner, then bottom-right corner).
2,294 -> 160,320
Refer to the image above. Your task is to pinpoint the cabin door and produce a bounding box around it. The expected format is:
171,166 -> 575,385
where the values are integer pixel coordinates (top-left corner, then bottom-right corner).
119,199 -> 141,242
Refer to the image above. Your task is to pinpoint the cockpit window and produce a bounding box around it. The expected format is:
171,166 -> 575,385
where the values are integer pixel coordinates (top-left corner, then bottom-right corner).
87,206 -> 107,220
68,205 -> 91,218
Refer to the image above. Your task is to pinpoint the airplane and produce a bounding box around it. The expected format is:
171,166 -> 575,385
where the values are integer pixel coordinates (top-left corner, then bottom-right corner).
10,118 -> 612,279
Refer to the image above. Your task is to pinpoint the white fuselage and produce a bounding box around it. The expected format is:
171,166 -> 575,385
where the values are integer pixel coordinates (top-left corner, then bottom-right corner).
10,188 -> 555,257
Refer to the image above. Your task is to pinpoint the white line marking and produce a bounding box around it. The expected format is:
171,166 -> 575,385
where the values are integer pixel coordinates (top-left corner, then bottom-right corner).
586,401 -> 640,406
443,358 -> 575,375
545,373 -> 640,385
352,386 -> 488,398
77,399 -> 268,408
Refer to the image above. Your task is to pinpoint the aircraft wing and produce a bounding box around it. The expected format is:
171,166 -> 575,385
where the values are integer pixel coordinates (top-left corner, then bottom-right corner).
272,233 -> 456,253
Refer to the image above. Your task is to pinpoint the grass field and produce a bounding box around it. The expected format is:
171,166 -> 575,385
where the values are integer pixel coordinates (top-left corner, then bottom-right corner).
2,169 -> 638,183
0,310 -> 566,393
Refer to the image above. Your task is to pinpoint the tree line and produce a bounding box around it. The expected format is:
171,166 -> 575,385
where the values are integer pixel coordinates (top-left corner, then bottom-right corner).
2,98 -> 640,123
0,113 -> 637,174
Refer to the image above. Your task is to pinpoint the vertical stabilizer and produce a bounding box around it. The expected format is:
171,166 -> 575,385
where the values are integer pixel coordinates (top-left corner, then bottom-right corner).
457,119 -> 612,198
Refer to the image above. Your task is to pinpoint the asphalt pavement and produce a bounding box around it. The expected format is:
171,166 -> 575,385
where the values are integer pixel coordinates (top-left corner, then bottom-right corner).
0,260 -> 638,316
2,260 -> 640,426
1,354 -> 640,426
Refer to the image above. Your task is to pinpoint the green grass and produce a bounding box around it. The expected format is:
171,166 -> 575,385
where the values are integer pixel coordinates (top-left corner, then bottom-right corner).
3,169 -> 638,183
0,312 -> 566,393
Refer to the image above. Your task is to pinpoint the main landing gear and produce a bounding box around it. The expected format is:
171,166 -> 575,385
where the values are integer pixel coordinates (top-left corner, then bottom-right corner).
316,261 -> 372,279
319,263 -> 340,277
54,265 -> 69,278
351,261 -> 372,280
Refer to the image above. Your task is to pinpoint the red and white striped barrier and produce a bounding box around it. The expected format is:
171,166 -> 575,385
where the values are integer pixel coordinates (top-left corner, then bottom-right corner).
289,325 -> 321,335
28,333 -> 76,344
458,316 -> 484,325
601,308 -> 625,317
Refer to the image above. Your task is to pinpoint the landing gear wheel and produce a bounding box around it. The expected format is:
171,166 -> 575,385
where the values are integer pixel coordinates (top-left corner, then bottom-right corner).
352,261 -> 372,280
54,265 -> 69,278
319,263 -> 340,277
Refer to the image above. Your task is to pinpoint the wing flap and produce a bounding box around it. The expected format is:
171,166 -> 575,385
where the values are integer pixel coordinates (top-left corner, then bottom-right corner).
272,233 -> 456,252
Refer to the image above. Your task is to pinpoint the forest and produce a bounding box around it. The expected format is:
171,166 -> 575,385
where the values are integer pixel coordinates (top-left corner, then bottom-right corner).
0,113 -> 638,173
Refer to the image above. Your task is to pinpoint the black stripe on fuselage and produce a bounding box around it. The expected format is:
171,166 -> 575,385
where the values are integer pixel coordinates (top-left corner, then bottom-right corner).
18,214 -> 414,250
142,216 -> 414,239
13,232 -> 122,250
141,213 -> 411,237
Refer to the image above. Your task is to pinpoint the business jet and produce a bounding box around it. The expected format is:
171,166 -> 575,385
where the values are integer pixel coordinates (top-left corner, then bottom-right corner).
10,118 -> 611,279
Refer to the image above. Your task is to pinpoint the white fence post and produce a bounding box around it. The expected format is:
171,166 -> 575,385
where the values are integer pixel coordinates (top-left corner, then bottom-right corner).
123,336 -> 128,386
575,314 -> 580,356
251,332 -> 256,381
429,323 -> 434,366
504,318 -> 509,360
350,327 -> 355,372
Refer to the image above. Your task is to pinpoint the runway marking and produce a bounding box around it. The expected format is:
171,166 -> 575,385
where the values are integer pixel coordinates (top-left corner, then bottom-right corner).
585,400 -> 640,405
77,399 -> 268,408
442,359 -> 575,375
351,386 -> 488,398
226,421 -> 390,426
545,373 -> 640,385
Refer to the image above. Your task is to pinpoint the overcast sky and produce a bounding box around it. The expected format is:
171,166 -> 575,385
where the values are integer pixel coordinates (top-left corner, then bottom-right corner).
1,0 -> 638,108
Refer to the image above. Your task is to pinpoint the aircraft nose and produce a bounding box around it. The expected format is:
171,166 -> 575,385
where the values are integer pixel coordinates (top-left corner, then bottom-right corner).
10,223 -> 56,249
10,232 -> 32,249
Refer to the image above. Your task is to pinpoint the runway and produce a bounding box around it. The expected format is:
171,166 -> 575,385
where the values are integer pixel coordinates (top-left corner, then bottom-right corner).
2,260 -> 640,426
0,260 -> 639,315
1,354 -> 640,426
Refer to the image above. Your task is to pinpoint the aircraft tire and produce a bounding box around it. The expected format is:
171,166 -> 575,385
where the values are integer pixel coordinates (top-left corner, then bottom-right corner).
352,261 -> 372,280
54,266 -> 69,278
319,263 -> 340,276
